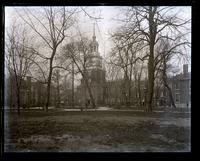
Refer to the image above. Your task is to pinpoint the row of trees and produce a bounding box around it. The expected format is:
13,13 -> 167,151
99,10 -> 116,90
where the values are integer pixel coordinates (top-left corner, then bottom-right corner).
5,7 -> 191,115
107,7 -> 191,112
5,7 -> 101,115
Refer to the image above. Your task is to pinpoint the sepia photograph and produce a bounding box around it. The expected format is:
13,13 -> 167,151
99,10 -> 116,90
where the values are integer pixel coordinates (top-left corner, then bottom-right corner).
4,6 -> 191,152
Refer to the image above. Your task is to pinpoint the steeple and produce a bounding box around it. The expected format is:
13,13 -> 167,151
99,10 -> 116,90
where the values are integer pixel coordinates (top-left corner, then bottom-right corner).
92,22 -> 96,41
91,22 -> 99,53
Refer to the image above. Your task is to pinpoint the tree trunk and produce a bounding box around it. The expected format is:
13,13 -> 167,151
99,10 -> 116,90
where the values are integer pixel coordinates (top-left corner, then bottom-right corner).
45,51 -> 55,111
124,67 -> 129,107
146,7 -> 156,112
128,65 -> 133,106
15,76 -> 21,116
45,72 -> 51,112
16,87 -> 21,116
71,61 -> 74,109
85,79 -> 96,109
56,72 -> 60,108
128,82 -> 131,106
163,78 -> 176,108
138,63 -> 144,107
146,46 -> 154,112
138,78 -> 142,107
162,61 -> 176,108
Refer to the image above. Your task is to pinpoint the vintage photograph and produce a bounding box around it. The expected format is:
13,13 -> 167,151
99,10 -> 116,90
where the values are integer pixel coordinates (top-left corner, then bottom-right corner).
4,6 -> 191,152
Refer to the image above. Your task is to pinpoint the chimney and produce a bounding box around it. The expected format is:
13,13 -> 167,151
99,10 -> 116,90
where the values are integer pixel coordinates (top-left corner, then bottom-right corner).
183,64 -> 188,77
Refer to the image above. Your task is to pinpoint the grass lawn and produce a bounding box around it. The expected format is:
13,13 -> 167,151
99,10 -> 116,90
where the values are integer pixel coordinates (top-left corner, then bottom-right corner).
4,110 -> 191,152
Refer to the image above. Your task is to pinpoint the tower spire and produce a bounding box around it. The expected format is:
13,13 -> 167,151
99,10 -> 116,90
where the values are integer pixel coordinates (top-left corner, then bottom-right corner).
93,22 -> 95,36
93,22 -> 96,41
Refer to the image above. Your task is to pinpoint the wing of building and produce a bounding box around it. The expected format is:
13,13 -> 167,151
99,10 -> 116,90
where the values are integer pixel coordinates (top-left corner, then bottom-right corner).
166,64 -> 191,108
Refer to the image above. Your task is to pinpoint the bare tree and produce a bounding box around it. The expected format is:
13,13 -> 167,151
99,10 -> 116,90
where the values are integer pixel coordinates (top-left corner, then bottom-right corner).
104,60 -> 121,106
16,7 -> 77,111
62,37 -> 96,109
108,28 -> 148,107
113,6 -> 190,112
5,23 -> 36,115
155,38 -> 190,108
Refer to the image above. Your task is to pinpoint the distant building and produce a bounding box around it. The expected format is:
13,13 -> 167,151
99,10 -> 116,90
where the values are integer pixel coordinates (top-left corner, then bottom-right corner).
104,79 -> 147,107
104,64 -> 191,108
6,73 -> 33,108
166,64 -> 191,107
6,71 -> 57,108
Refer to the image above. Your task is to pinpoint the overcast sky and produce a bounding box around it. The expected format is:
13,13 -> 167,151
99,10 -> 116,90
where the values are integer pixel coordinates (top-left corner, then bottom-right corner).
5,6 -> 191,73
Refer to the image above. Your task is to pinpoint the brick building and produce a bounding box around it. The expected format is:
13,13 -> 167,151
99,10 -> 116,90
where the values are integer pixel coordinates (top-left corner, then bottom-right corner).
6,72 -> 57,109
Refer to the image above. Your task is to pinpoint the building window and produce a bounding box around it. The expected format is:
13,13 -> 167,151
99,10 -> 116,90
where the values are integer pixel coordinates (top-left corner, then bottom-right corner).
175,94 -> 180,103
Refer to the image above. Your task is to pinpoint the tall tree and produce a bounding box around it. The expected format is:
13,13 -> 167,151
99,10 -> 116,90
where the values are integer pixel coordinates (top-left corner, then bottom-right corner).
155,38 -> 190,108
16,7 -> 77,111
114,6 -> 190,112
5,24 -> 36,115
109,28 -> 148,107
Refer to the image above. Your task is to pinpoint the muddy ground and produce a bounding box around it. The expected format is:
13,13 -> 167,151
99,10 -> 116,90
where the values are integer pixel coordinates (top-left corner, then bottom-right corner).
4,110 -> 191,152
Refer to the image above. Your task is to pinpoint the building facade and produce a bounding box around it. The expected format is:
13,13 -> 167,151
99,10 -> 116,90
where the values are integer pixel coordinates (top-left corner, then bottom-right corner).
166,64 -> 191,107
105,79 -> 147,107
76,26 -> 106,106
6,72 -> 57,109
